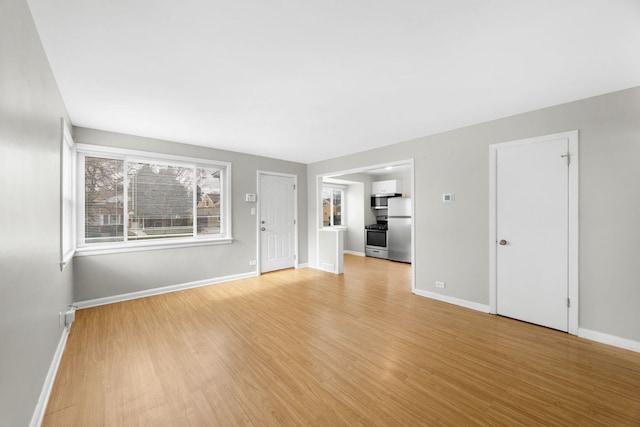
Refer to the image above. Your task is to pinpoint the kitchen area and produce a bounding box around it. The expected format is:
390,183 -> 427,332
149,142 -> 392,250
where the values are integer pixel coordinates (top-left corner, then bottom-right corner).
321,163 -> 413,267
366,179 -> 412,263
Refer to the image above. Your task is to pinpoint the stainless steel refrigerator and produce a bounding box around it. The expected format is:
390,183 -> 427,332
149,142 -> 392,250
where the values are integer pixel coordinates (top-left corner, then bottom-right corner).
388,197 -> 412,263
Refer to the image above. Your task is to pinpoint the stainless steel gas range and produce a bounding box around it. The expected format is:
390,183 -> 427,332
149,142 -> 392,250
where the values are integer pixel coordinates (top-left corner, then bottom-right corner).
365,222 -> 388,259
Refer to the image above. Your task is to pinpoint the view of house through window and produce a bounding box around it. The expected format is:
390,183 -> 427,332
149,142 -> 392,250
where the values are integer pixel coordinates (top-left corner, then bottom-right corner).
80,148 -> 227,248
322,186 -> 344,227
84,156 -> 125,244
195,168 -> 222,236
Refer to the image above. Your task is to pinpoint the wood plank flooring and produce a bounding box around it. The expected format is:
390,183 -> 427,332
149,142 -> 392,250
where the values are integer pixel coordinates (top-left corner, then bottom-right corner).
43,255 -> 640,426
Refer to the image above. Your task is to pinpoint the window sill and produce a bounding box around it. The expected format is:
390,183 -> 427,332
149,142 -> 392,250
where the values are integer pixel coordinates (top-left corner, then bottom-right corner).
74,237 -> 233,257
322,226 -> 347,231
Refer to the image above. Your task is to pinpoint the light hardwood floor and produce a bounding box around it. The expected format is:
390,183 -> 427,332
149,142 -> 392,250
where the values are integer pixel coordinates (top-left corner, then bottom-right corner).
44,255 -> 640,426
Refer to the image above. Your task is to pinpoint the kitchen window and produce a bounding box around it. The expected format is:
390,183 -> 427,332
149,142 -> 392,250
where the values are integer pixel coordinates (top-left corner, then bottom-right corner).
322,185 -> 344,227
76,144 -> 231,254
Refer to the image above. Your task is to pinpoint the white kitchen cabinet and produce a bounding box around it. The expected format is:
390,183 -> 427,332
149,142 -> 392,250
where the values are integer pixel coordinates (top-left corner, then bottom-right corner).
372,179 -> 401,194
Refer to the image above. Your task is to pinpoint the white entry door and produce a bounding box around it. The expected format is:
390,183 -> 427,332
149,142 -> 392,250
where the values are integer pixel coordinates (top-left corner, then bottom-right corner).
259,173 -> 296,273
495,134 -> 574,332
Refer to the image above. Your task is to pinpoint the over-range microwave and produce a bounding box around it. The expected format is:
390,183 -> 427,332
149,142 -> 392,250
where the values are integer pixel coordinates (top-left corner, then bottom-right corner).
371,193 -> 402,210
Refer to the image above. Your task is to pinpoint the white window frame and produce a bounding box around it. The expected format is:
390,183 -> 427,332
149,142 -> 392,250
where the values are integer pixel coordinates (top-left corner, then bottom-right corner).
75,144 -> 232,256
60,119 -> 76,270
322,184 -> 346,228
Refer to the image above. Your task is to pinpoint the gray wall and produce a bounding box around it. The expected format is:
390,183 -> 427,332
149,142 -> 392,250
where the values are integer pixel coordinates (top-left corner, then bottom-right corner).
0,0 -> 74,425
344,182 -> 365,253
308,86 -> 640,343
72,127 -> 308,302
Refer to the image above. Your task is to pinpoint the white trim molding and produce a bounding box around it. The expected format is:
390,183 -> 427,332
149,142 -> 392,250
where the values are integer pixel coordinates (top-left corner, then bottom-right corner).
413,289 -> 491,313
489,130 -> 579,335
59,118 -> 76,271
343,250 -> 365,257
579,328 -> 640,353
307,265 -> 332,273
30,328 -> 70,427
75,272 -> 257,309
74,237 -> 233,257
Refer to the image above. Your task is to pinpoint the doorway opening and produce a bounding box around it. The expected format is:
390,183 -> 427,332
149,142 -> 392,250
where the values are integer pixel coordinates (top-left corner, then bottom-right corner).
315,159 -> 416,292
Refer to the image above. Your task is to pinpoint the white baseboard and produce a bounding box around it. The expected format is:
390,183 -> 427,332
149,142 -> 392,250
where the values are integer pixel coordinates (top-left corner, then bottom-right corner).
296,263 -> 309,269
344,250 -> 365,257
414,289 -> 639,353
578,328 -> 640,353
413,288 -> 490,313
75,272 -> 257,309
30,327 -> 69,427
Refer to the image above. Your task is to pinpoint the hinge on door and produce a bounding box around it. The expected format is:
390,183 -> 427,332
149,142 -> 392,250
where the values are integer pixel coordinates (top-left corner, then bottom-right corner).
293,219 -> 296,225
561,153 -> 571,165
567,298 -> 571,308
294,254 -> 297,260
293,184 -> 296,190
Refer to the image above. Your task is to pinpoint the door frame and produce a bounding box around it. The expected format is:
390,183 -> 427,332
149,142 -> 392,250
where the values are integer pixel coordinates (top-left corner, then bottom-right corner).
489,131 -> 579,335
315,158 -> 415,291
257,171 -> 299,274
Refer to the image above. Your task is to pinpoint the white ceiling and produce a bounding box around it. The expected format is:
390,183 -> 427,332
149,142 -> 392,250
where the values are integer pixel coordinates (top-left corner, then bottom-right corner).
28,0 -> 640,164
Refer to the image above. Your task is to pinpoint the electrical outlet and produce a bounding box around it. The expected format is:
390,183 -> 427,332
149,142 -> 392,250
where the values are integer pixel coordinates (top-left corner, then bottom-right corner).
249,260 -> 257,266
435,281 -> 446,288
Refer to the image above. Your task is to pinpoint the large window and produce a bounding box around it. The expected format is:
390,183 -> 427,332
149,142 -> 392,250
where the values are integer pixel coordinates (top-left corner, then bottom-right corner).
322,186 -> 344,227
77,145 -> 231,253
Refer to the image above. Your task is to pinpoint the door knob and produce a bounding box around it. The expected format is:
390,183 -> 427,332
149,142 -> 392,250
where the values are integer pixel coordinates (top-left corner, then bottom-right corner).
499,239 -> 508,246
261,227 -> 266,231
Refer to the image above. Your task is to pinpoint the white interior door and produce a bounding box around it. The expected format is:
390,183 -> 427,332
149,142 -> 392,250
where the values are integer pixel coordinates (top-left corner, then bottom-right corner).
496,136 -> 570,331
259,173 -> 296,273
